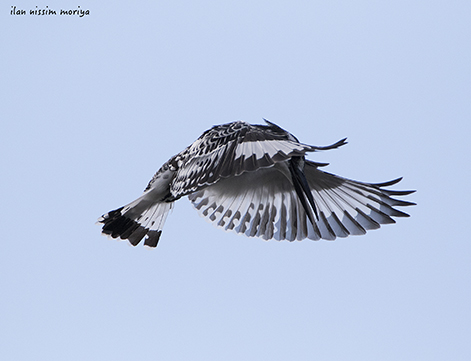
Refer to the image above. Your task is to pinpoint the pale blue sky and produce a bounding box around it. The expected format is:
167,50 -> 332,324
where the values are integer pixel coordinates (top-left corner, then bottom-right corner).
1,1 -> 470,360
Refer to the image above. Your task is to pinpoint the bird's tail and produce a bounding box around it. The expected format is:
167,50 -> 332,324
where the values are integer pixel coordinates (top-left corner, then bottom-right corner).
98,195 -> 173,248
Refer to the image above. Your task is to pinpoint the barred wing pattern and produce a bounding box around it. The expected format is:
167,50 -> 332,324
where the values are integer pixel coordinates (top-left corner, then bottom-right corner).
188,161 -> 415,241
168,120 -> 346,199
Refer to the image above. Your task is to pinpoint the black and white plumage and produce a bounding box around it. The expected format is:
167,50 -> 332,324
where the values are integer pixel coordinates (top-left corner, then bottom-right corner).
98,120 -> 415,248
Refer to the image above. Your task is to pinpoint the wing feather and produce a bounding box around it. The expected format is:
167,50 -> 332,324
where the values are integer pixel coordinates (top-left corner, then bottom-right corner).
188,162 -> 414,241
170,121 -> 345,199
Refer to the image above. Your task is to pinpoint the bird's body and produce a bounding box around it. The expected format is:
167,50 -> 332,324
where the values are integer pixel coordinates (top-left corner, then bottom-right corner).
98,120 -> 415,247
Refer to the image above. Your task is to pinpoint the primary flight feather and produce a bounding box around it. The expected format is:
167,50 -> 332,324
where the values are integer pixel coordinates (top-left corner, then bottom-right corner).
98,120 -> 415,247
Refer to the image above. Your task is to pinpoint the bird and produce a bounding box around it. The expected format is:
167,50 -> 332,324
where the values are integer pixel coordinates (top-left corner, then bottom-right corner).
98,120 -> 415,248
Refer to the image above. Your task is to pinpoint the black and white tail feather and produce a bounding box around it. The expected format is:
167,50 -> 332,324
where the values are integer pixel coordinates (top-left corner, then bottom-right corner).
98,120 -> 415,247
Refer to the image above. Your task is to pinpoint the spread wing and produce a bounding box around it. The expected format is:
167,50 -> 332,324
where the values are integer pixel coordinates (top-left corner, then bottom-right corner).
188,161 -> 415,241
170,121 -> 346,199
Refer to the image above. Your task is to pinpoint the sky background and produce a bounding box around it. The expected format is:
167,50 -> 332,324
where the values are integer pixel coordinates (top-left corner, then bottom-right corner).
1,1 -> 470,360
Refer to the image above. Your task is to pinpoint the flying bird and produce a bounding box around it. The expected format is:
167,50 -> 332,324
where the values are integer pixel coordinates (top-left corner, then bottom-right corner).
98,120 -> 415,247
